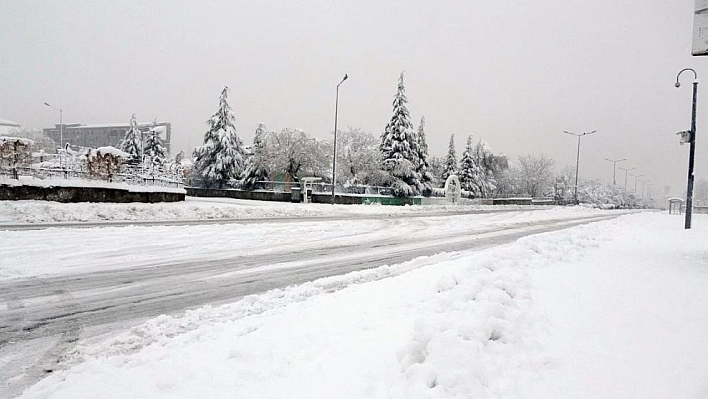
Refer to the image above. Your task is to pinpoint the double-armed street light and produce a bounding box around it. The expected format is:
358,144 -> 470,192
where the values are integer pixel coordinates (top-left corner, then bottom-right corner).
675,68 -> 699,229
604,158 -> 626,186
618,166 -> 636,191
563,130 -> 596,204
331,74 -> 348,205
43,102 -> 63,168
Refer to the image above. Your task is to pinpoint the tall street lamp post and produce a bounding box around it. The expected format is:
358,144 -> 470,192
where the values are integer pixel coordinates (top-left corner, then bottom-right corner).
43,102 -> 63,169
604,158 -> 626,185
675,68 -> 699,229
630,174 -> 643,193
331,74 -> 348,205
618,166 -> 635,191
563,130 -> 596,204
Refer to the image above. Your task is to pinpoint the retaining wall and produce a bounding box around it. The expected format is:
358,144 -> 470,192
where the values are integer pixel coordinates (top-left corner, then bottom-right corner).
0,184 -> 185,203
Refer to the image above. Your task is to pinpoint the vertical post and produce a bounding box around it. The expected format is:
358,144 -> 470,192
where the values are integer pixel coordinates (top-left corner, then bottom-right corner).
574,135 -> 580,204
686,80 -> 698,229
59,108 -> 63,172
332,85 -> 340,205
331,74 -> 347,205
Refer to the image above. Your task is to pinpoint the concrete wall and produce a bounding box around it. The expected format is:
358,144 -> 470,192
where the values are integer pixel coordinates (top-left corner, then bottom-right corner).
0,184 -> 184,203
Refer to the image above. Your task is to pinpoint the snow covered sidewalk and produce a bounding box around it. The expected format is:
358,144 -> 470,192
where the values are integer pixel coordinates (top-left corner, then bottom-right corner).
18,212 -> 708,398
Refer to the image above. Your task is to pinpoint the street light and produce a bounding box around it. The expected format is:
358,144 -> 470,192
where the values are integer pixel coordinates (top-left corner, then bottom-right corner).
618,166 -> 636,191
630,173 -> 643,193
604,158 -> 626,186
563,130 -> 596,204
43,102 -> 63,168
331,73 -> 348,205
675,68 -> 699,229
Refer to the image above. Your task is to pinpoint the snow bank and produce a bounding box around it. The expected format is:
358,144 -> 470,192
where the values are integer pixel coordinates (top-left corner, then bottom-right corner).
0,195 -> 584,224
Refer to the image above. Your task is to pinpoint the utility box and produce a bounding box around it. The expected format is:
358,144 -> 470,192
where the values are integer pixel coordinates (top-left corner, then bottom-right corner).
291,187 -> 302,203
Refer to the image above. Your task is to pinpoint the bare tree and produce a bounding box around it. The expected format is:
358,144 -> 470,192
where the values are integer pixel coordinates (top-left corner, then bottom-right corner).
266,128 -> 329,180
335,127 -> 381,185
517,154 -> 555,197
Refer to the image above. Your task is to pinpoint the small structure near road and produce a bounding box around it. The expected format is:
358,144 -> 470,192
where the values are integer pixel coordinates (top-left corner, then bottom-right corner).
668,197 -> 684,215
444,175 -> 461,204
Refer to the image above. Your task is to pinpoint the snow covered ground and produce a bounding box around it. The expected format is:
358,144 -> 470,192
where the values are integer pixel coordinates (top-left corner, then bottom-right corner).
15,211 -> 708,398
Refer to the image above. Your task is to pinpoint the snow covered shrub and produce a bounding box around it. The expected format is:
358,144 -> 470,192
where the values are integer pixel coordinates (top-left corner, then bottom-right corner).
0,136 -> 34,178
82,146 -> 128,180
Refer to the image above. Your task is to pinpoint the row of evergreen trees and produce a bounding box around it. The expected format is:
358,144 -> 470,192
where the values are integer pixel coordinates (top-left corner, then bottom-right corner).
190,76 -> 508,196
118,114 -> 169,169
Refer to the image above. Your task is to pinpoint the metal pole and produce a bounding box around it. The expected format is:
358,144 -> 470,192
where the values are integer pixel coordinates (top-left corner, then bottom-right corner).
604,158 -> 626,186
331,74 -> 348,205
574,135 -> 580,203
59,108 -> 63,171
675,68 -> 698,229
686,80 -> 698,229
563,130 -> 596,205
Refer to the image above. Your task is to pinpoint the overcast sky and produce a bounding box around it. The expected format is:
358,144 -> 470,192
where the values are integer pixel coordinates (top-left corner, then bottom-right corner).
1,0 -> 706,196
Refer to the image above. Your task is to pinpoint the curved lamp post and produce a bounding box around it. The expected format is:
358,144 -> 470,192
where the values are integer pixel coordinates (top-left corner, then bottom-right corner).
604,157 -> 626,186
675,68 -> 698,229
563,130 -> 596,204
331,74 -> 348,204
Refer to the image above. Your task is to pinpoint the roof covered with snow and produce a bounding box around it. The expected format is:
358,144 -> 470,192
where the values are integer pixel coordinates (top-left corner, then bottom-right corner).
0,118 -> 20,127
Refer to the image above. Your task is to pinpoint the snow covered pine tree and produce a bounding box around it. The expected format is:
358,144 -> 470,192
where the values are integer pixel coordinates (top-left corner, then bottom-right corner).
143,121 -> 168,170
442,133 -> 458,185
242,123 -> 271,190
415,116 -> 434,196
119,114 -> 142,166
380,72 -> 423,197
458,135 -> 479,196
192,86 -> 247,188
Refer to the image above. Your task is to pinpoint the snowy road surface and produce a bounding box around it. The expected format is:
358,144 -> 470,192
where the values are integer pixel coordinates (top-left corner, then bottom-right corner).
10,211 -> 708,399
0,206 -> 621,397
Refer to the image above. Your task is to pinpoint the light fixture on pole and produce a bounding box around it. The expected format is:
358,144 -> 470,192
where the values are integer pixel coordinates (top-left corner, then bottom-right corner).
563,130 -> 596,204
675,68 -> 699,229
603,158 -> 626,186
331,73 -> 348,205
618,166 -> 636,191
43,102 -> 63,169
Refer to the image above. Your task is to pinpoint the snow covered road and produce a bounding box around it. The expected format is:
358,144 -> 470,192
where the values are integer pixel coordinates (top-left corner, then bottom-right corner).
10,210 -> 707,399
0,206 -> 622,396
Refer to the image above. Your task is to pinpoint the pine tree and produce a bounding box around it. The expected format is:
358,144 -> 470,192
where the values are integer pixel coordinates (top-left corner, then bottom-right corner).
242,123 -> 271,189
415,116 -> 434,196
119,114 -> 142,165
380,72 -> 421,197
192,86 -> 247,188
442,134 -> 458,185
458,135 -> 479,196
144,121 -> 168,169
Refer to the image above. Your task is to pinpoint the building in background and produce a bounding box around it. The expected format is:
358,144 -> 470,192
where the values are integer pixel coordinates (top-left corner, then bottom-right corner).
43,121 -> 172,154
0,118 -> 21,136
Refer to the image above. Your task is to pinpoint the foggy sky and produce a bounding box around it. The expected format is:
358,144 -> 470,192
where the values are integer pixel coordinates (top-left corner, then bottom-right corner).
1,0 -> 706,196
